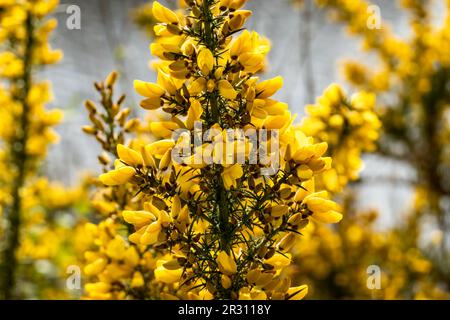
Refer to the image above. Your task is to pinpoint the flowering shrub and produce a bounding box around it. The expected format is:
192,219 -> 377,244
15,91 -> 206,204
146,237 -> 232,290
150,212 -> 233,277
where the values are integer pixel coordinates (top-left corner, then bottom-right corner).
1,0 -> 448,301
81,0 -> 349,300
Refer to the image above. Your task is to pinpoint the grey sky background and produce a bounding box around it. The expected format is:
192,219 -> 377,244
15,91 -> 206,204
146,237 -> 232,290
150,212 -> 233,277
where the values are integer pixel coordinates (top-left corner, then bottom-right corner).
42,0 -> 443,228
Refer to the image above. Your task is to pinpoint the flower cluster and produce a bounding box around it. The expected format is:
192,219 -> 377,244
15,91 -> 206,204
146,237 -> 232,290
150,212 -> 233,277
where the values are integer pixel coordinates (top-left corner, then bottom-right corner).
92,0 -> 343,300
81,73 -> 164,299
300,84 -> 381,193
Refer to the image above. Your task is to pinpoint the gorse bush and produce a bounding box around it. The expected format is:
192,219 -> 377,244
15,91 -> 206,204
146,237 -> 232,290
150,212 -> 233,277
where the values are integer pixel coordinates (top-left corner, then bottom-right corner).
80,0 -> 351,300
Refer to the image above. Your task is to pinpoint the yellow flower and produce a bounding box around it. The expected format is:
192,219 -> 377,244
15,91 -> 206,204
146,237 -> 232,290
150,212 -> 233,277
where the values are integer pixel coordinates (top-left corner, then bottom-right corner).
256,76 -> 283,99
134,80 -> 165,98
131,271 -> 145,288
134,80 -> 165,109
303,191 -> 343,223
216,251 -> 237,275
218,80 -> 238,100
152,1 -> 180,25
117,144 -> 143,167
144,139 -> 175,158
99,166 -> 135,186
221,164 -> 243,190
154,259 -> 183,284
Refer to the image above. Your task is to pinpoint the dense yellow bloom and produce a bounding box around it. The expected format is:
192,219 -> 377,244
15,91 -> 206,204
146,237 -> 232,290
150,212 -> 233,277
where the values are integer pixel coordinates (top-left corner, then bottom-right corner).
300,84 -> 381,192
216,251 -> 237,275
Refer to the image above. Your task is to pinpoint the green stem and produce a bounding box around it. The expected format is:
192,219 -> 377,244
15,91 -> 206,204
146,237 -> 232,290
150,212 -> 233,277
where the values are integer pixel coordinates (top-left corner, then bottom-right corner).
199,0 -> 232,252
1,13 -> 34,300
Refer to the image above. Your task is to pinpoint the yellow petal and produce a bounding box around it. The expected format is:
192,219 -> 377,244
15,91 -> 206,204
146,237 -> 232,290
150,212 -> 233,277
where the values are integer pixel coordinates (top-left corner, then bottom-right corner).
150,121 -> 180,139
145,140 -> 175,158
312,210 -> 343,224
197,47 -> 214,75
134,80 -> 165,98
216,251 -> 237,275
186,99 -> 203,130
152,1 -> 179,24
117,144 -> 143,166
218,80 -> 238,99
271,204 -> 289,217
154,264 -> 182,284
131,272 -> 144,288
305,196 -> 337,213
287,285 -> 308,300
140,97 -> 162,110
